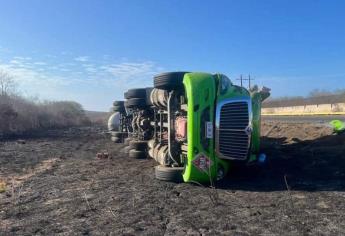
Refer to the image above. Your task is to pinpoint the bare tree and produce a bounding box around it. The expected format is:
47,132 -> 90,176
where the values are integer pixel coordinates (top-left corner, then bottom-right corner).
308,89 -> 332,97
0,70 -> 16,96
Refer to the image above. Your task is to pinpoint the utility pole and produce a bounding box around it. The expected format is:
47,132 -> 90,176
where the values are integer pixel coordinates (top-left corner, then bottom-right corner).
236,74 -> 243,88
248,75 -> 253,89
237,74 -> 254,89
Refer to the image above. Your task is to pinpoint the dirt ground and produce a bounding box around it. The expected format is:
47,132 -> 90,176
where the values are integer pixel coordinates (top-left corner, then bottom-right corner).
0,122 -> 344,235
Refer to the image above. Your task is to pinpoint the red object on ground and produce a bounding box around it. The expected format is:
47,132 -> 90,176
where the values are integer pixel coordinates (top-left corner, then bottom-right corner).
96,152 -> 109,159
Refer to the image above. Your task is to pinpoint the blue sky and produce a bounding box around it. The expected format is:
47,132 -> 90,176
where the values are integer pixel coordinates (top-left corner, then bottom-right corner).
0,0 -> 344,111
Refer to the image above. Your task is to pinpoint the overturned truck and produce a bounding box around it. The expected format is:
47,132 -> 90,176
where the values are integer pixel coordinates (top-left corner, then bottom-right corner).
108,72 -> 270,183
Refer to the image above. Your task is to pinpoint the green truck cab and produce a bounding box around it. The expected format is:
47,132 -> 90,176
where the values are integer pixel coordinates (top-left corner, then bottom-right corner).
143,72 -> 269,183
182,73 -> 269,183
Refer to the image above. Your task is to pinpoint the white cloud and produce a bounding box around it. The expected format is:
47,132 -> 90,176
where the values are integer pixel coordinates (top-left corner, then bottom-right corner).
0,63 -> 71,88
81,63 -> 94,68
10,60 -> 21,64
33,62 -> 47,66
13,56 -> 32,61
74,56 -> 89,62
45,54 -> 57,59
0,54 -> 163,110
80,63 -> 97,74
60,63 -> 75,67
103,61 -> 160,81
59,68 -> 71,72
97,61 -> 163,91
85,67 -> 97,73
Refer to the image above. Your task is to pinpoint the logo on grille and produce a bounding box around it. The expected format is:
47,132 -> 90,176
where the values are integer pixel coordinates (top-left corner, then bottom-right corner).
244,125 -> 253,135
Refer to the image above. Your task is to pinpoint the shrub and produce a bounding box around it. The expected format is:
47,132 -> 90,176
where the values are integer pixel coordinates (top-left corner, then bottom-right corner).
263,92 -> 345,108
0,94 -> 91,136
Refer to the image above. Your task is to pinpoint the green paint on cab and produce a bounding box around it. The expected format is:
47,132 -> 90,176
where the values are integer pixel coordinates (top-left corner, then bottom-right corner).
181,72 -> 267,183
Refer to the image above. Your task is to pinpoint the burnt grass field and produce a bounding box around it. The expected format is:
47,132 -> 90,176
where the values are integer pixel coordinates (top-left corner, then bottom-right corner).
0,122 -> 345,235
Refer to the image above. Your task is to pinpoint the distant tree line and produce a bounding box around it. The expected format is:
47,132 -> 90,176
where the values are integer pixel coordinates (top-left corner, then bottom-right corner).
263,89 -> 345,108
0,70 -> 91,137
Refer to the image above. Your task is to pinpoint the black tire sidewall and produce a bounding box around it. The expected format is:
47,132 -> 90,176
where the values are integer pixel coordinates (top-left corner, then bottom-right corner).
111,132 -> 124,138
126,88 -> 147,99
126,98 -> 147,108
113,105 -> 125,112
113,101 -> 124,106
129,140 -> 148,150
111,136 -> 121,143
154,166 -> 184,183
153,72 -> 189,90
129,150 -> 146,159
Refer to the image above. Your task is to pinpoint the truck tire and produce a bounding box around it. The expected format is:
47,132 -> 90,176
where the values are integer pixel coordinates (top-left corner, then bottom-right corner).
154,165 -> 184,183
145,87 -> 154,106
154,72 -> 189,90
129,150 -> 146,159
124,100 -> 129,108
113,101 -> 124,107
124,137 -> 132,145
122,146 -> 131,154
129,140 -> 147,150
111,131 -> 123,138
112,105 -> 125,112
127,98 -> 147,108
125,88 -> 147,99
111,136 -> 121,143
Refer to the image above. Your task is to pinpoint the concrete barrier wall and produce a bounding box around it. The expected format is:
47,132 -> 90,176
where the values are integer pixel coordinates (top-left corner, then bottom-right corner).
262,103 -> 345,115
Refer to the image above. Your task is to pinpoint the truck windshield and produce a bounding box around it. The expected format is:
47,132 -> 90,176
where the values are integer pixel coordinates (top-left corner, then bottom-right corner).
220,75 -> 231,94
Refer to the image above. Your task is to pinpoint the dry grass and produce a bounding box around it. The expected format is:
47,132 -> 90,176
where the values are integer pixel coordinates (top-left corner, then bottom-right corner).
0,180 -> 6,193
1,123 -> 345,235
0,94 -> 91,136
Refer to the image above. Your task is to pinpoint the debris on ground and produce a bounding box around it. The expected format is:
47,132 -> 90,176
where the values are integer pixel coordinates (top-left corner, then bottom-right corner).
329,119 -> 345,133
16,139 -> 26,144
0,181 -> 6,193
96,152 -> 109,159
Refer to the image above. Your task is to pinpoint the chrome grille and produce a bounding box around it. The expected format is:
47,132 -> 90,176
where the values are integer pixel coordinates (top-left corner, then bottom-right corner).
216,100 -> 251,160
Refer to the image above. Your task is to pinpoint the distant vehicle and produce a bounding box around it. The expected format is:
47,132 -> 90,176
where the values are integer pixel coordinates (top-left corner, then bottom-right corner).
109,72 -> 270,183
